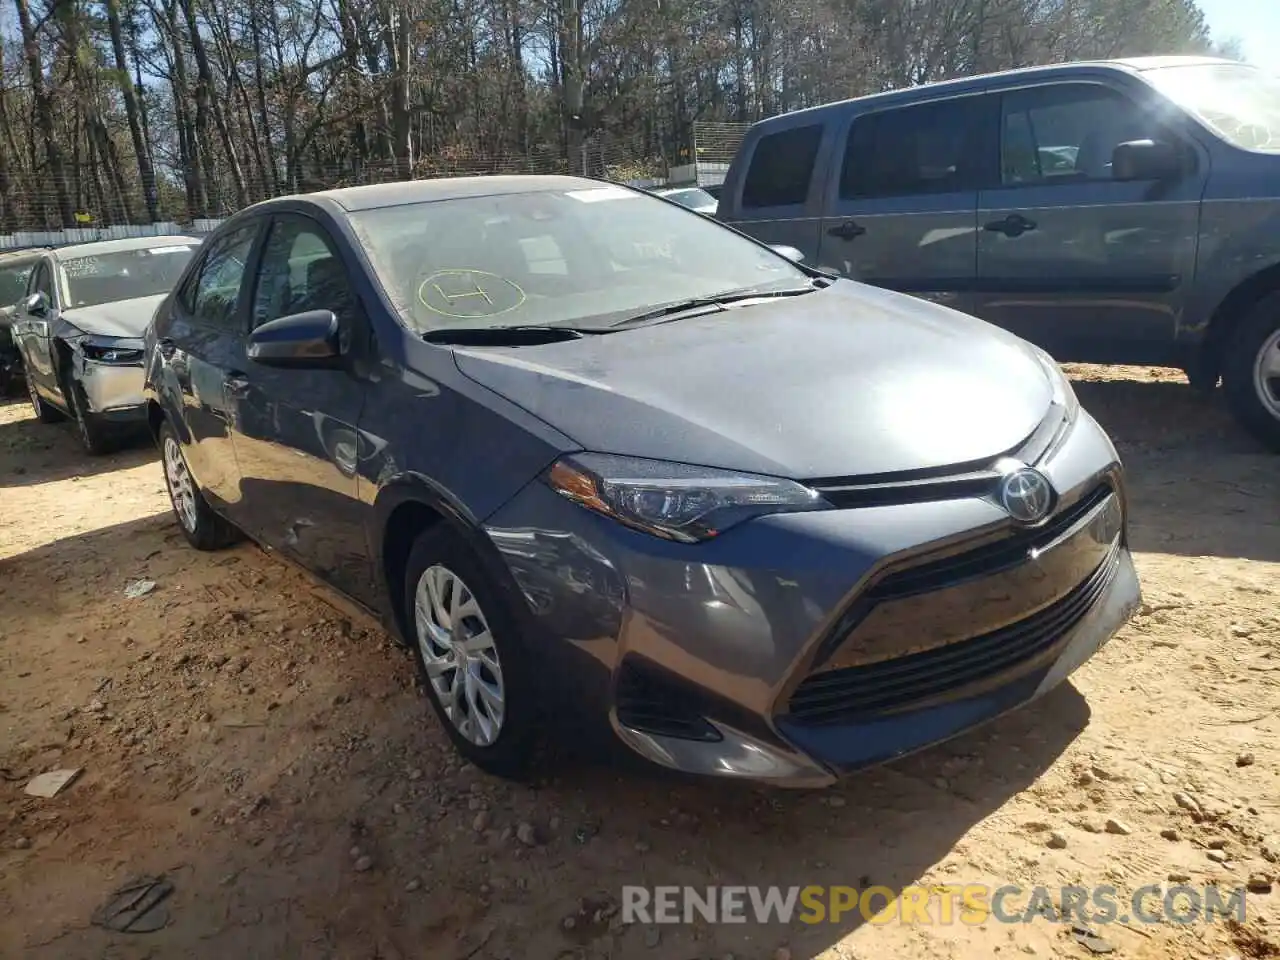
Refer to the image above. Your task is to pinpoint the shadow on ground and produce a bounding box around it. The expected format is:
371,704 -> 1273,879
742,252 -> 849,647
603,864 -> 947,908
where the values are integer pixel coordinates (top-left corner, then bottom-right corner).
0,396 -> 154,487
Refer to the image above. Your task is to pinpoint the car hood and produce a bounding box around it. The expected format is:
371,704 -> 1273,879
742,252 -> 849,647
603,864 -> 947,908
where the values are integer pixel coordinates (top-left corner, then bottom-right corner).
452,282 -> 1055,480
61,293 -> 166,339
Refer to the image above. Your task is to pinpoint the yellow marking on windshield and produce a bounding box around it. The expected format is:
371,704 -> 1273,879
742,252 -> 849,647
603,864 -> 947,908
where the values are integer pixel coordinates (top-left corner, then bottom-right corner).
416,269 -> 526,319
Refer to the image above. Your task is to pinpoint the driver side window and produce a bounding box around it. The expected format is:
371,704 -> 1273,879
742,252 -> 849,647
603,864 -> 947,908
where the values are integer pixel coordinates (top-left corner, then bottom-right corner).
251,216 -> 355,331
1000,84 -> 1165,185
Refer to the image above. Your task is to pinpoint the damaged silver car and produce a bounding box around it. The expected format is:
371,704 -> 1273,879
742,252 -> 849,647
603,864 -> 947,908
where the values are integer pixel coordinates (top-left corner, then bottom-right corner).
11,235 -> 199,453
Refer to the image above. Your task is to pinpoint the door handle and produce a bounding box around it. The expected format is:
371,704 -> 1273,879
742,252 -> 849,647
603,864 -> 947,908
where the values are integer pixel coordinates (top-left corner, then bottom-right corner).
224,374 -> 251,400
826,220 -> 867,241
156,337 -> 176,359
983,214 -> 1037,238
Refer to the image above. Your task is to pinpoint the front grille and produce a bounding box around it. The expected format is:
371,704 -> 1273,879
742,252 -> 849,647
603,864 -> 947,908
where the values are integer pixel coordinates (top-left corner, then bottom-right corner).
866,483 -> 1112,603
785,546 -> 1118,726
615,660 -> 722,742
807,483 -> 1114,671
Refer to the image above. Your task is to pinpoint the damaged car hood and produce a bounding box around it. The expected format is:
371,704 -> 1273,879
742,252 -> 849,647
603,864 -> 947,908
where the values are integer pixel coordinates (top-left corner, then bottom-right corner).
451,281 -> 1056,480
61,293 -> 167,339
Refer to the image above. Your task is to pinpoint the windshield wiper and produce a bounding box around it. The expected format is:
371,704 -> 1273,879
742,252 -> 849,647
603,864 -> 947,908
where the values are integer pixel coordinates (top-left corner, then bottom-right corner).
609,281 -> 821,328
422,325 -> 604,346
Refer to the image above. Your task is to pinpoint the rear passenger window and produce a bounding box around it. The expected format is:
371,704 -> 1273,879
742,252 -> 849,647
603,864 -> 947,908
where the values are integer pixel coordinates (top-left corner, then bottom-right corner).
741,124 -> 823,209
840,98 -> 984,200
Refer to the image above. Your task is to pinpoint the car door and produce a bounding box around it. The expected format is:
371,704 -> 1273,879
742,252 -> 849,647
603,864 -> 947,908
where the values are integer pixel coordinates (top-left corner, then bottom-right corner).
161,222 -> 262,509
973,80 -> 1206,361
816,95 -> 988,314
725,120 -> 830,261
228,212 -> 375,605
13,259 -> 64,405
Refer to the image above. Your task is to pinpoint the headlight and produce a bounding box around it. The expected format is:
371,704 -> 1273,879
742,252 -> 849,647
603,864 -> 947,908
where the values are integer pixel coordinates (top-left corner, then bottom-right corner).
1030,346 -> 1079,422
547,453 -> 829,543
81,341 -> 144,364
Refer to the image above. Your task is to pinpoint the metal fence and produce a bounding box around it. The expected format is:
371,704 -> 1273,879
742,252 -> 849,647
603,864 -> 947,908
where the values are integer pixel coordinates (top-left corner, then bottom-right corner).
0,219 -> 225,251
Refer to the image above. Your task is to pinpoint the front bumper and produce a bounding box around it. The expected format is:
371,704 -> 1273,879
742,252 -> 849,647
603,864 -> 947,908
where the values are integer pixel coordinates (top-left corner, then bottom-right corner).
77,360 -> 146,419
483,410 -> 1140,787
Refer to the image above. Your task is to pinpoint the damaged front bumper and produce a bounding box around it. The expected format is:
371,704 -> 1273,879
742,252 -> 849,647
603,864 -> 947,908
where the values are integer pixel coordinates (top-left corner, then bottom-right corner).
74,337 -> 147,421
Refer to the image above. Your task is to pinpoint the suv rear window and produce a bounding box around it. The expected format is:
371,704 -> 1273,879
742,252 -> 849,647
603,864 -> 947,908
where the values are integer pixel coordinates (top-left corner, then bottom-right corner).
741,124 -> 823,209
841,97 -> 985,199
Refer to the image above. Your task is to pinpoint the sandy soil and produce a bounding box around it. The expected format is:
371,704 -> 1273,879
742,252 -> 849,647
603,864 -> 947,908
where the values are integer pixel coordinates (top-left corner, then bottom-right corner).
0,364 -> 1278,960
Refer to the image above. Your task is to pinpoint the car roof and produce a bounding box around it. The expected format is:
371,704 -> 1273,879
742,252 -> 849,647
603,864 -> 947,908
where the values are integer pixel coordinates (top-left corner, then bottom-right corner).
0,248 -> 47,264
268,174 -> 613,213
49,234 -> 201,260
751,55 -> 1241,127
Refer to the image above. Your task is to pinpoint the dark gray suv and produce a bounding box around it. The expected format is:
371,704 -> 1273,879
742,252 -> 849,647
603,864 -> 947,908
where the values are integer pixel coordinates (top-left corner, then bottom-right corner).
717,56 -> 1280,450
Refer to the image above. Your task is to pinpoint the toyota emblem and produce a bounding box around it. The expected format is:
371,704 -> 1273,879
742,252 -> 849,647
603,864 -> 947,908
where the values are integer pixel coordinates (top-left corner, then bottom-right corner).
998,465 -> 1054,524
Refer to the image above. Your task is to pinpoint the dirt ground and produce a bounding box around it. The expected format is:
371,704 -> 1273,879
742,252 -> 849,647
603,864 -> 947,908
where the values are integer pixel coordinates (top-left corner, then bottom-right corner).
0,364 -> 1278,960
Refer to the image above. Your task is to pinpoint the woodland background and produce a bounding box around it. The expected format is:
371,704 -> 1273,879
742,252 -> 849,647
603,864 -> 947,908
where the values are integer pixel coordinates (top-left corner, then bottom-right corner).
0,0 -> 1244,229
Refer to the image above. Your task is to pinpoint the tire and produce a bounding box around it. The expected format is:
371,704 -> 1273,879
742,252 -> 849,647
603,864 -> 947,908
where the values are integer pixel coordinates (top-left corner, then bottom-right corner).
158,421 -> 241,550
1222,291 -> 1280,452
1183,362 -> 1219,395
25,367 -> 62,423
403,526 -> 537,779
68,380 -> 114,455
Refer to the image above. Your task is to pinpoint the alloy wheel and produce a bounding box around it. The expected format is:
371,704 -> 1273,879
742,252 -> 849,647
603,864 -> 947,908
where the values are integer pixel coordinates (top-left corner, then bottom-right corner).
163,435 -> 199,532
1254,327 -> 1280,421
413,563 -> 506,746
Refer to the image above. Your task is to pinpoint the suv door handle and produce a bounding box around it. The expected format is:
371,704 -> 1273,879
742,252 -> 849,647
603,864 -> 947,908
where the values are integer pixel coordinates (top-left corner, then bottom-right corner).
827,220 -> 867,241
983,214 -> 1037,238
224,374 -> 251,399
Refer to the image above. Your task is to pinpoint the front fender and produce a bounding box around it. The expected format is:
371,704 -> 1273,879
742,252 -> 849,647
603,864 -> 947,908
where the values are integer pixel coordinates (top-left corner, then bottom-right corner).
143,349 -> 191,446
1188,196 -> 1280,340
369,471 -> 547,645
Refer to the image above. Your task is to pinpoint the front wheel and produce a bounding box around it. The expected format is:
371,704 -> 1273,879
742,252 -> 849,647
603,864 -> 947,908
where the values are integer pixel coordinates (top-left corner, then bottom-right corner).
158,421 -> 241,550
69,381 -> 113,455
404,526 -> 538,779
26,367 -> 62,423
1222,292 -> 1280,452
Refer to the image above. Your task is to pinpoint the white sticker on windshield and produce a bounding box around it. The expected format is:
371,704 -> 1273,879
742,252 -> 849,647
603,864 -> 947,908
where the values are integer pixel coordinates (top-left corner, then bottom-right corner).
564,186 -> 641,203
147,245 -> 193,255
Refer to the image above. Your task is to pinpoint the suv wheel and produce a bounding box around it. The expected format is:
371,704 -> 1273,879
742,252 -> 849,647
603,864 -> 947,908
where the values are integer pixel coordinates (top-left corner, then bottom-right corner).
68,382 -> 113,455
159,421 -> 241,550
1223,291 -> 1280,452
26,368 -> 62,423
403,526 -> 536,779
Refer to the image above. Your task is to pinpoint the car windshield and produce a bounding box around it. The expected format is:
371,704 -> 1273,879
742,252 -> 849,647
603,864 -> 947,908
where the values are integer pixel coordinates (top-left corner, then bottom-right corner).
61,244 -> 196,309
1144,62 -> 1280,153
348,184 -> 807,333
0,262 -> 34,305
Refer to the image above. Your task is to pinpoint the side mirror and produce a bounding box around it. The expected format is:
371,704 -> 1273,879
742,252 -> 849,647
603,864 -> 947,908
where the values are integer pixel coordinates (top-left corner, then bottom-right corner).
769,244 -> 806,263
25,292 -> 48,317
247,309 -> 341,368
1111,139 -> 1183,181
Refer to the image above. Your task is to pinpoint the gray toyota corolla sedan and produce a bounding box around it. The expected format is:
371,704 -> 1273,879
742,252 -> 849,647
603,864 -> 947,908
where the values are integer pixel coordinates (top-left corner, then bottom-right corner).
142,175 -> 1141,787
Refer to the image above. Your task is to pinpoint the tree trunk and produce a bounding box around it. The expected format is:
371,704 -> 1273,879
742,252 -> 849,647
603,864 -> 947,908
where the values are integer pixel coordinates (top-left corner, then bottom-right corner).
249,9 -> 281,194
105,0 -> 158,220
181,0 -> 247,208
164,0 -> 206,218
14,0 -> 75,226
